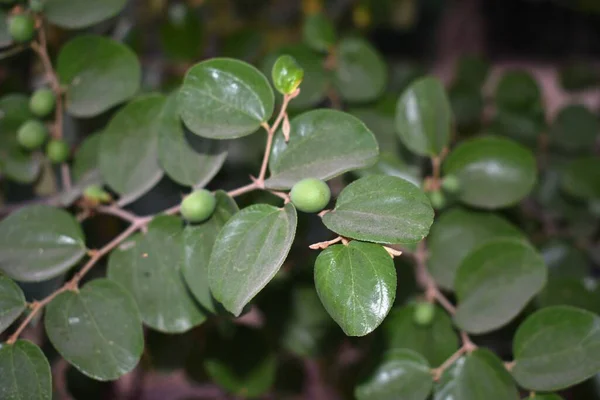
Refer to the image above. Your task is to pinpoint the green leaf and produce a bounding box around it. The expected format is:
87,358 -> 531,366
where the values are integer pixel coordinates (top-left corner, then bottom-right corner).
495,70 -> 541,112
302,13 -> 336,52
208,203 -> 297,316
0,205 -> 86,282
108,216 -> 206,332
266,109 -> 379,189
549,105 -> 599,154
0,340 -> 51,400
449,84 -> 483,129
512,306 -> 600,391
45,0 -> 127,29
349,95 -> 398,150
355,349 -> 433,400
0,274 -> 26,333
178,58 -> 274,139
443,135 -> 537,209
537,276 -> 600,314
540,239 -> 588,278
560,157 -> 600,201
157,92 -> 227,188
323,175 -> 434,245
159,3 -> 202,61
99,94 -> 165,205
57,35 -> 140,118
454,55 -> 489,90
490,108 -> 544,147
182,191 -> 238,312
355,152 -> 421,187
314,241 -> 396,336
334,37 -> 387,103
72,132 -> 102,183
454,238 -> 547,334
383,304 -> 459,367
45,279 -> 144,381
434,349 -> 519,400
427,207 -> 525,289
395,77 -> 452,156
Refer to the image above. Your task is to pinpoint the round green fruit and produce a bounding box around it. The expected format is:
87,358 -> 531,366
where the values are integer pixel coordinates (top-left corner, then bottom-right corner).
17,120 -> 47,150
290,178 -> 331,213
413,302 -> 435,326
428,190 -> 446,210
272,55 -> 304,95
181,189 -> 216,223
441,174 -> 461,193
83,185 -> 111,203
29,88 -> 55,117
8,14 -> 36,43
46,139 -> 69,163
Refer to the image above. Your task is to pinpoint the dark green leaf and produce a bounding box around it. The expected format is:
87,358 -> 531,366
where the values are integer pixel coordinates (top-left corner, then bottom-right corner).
395,77 -> 451,156
0,340 -> 51,400
550,105 -> 598,154
57,35 -> 141,117
45,0 -> 127,29
495,70 -> 541,112
454,238 -> 547,334
334,37 -> 387,103
182,191 -> 238,312
99,94 -> 165,205
434,349 -> 519,400
559,62 -> 599,91
540,239 -> 588,278
0,205 -> 86,282
108,216 -> 206,332
355,349 -> 432,400
383,304 -> 459,367
178,58 -> 274,139
45,279 -> 144,381
560,157 -> 600,201
159,3 -> 202,61
349,95 -> 398,150
491,108 -> 544,147
302,13 -> 336,52
267,109 -> 379,189
323,175 -> 434,245
208,203 -> 297,316
428,207 -> 525,289
537,276 -> 600,314
512,306 -> 600,391
443,135 -> 537,209
314,241 -> 396,336
72,132 -> 102,183
0,274 -> 26,333
449,84 -> 483,129
454,55 -> 489,90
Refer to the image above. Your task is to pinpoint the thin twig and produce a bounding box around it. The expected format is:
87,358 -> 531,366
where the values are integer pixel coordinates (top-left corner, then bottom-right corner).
96,205 -> 143,225
431,346 -> 466,381
227,181 -> 258,198
309,236 -> 343,250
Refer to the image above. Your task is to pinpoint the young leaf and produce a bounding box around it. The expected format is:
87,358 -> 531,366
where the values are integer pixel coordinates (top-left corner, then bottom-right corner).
44,279 -> 144,381
57,35 -> 141,117
157,92 -> 228,188
334,37 -> 387,103
44,0 -> 127,29
428,207 -> 525,289
512,306 -> 600,391
178,58 -> 274,139
266,109 -> 379,189
454,238 -> 547,334
395,77 -> 451,156
182,191 -> 239,312
322,175 -> 434,245
443,135 -> 537,209
208,203 -> 297,316
0,340 -> 52,400
0,274 -> 26,333
560,157 -> 600,201
383,304 -> 459,367
314,241 -> 396,336
355,349 -> 433,400
99,94 -> 165,205
434,349 -> 519,400
108,216 -> 206,333
0,205 -> 86,282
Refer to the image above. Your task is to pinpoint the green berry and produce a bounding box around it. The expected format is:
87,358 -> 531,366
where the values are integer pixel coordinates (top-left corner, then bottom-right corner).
428,190 -> 446,210
29,88 -> 55,117
441,175 -> 461,193
46,139 -> 69,163
29,0 -> 44,13
83,185 -> 111,203
290,178 -> 331,213
181,189 -> 216,223
8,14 -> 36,43
272,55 -> 304,95
17,119 -> 47,150
413,302 -> 435,326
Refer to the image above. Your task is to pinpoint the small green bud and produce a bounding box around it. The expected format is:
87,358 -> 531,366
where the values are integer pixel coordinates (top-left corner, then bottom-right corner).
17,119 -> 47,150
46,139 -> 69,164
428,190 -> 446,210
8,14 -> 36,43
441,175 -> 461,193
181,189 -> 216,223
29,88 -> 56,117
272,55 -> 304,95
83,185 -> 111,203
290,178 -> 331,213
413,302 -> 435,326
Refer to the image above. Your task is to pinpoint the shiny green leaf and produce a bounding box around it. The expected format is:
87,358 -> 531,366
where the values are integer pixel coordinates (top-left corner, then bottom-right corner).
45,279 -> 144,381
45,0 -> 126,29
323,175 -> 434,245
561,157 -> 600,201
0,274 -> 26,333
0,340 -> 51,400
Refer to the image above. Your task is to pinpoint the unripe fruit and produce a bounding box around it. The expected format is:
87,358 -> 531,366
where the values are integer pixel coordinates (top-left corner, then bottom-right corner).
17,120 -> 47,150
83,185 -> 111,204
272,55 -> 304,95
290,178 -> 331,213
441,174 -> 461,193
181,189 -> 216,223
29,88 -> 55,117
8,14 -> 36,43
29,0 -> 44,13
428,190 -> 446,210
413,302 -> 435,326
46,139 -> 69,163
